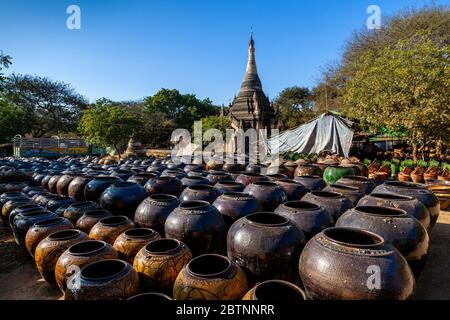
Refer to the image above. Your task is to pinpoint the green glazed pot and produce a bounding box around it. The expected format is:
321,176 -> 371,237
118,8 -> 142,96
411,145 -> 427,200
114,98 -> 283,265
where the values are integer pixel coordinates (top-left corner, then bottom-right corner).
323,166 -> 355,185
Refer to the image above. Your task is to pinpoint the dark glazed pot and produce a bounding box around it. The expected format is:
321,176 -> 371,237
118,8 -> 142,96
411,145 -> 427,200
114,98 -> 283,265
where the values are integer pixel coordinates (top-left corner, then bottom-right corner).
274,179 -> 307,201
68,175 -> 94,202
173,254 -> 248,300
235,173 -> 269,186
84,176 -> 123,203
373,181 -> 440,230
1,191 -> 27,207
299,227 -> 415,300
76,209 -> 112,234
227,212 -> 305,285
265,173 -> 289,181
243,280 -> 306,301
302,191 -> 353,223
244,181 -> 287,212
127,173 -> 157,186
1,197 -> 33,227
110,170 -> 133,181
113,228 -> 161,263
336,206 -> 429,277
222,163 -> 244,172
212,192 -> 258,229
357,193 -> 431,231
165,201 -> 226,256
133,238 -> 192,294
323,184 -> 364,205
65,259 -> 139,300
25,217 -> 74,257
294,175 -> 326,191
144,176 -> 183,196
275,201 -> 333,240
180,176 -> 211,188
214,181 -> 245,193
55,240 -> 118,293
183,164 -> 205,173
56,173 -> 78,196
245,164 -> 267,174
179,185 -> 221,204
12,210 -> 57,246
24,186 -> 45,198
41,174 -> 54,190
46,196 -> 76,212
64,201 -> 98,224
161,169 -> 187,180
337,175 -> 375,194
89,215 -> 135,245
33,192 -> 58,207
8,204 -> 44,227
206,172 -> 232,185
34,229 -> 89,285
48,175 -> 62,194
134,194 -> 180,236
100,182 -> 148,219
294,164 -> 322,177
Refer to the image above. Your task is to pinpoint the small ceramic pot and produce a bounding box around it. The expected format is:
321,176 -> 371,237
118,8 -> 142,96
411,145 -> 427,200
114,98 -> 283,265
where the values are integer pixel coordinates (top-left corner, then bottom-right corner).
179,185 -> 221,204
180,176 -> 211,188
113,228 -> 161,263
64,201 -> 98,225
173,254 -> 248,300
302,191 -> 354,222
244,181 -> 287,212
56,173 -> 78,196
8,204 -> 44,227
243,280 -> 306,301
89,215 -> 135,245
144,176 -> 183,196
76,209 -> 113,234
133,238 -> 192,294
294,175 -> 326,191
48,175 -> 62,194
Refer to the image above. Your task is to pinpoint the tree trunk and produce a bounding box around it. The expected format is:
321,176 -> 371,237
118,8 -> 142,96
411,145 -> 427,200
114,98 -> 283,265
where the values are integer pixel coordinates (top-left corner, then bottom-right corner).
412,144 -> 418,164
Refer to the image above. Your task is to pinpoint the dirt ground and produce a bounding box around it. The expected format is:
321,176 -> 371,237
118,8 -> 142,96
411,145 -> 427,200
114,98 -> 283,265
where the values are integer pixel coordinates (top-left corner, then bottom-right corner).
0,211 -> 449,300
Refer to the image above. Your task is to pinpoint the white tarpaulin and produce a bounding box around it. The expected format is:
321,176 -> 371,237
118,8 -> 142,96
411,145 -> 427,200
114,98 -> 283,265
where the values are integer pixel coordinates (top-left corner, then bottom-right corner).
265,113 -> 354,157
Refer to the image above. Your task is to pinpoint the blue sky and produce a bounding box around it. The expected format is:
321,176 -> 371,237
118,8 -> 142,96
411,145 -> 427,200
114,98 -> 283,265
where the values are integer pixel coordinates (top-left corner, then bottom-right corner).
1,0 -> 448,105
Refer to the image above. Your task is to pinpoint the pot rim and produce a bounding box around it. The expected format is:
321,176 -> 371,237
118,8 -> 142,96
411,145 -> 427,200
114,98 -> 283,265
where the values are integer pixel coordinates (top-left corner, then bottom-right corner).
187,254 -> 232,278
48,229 -> 82,240
296,175 -> 322,179
80,259 -> 129,282
83,209 -> 111,217
253,280 -> 306,301
123,227 -> 157,239
68,201 -> 97,209
127,292 -> 172,301
179,200 -> 210,210
282,201 -> 320,211
354,205 -> 408,217
33,217 -> 65,227
328,184 -> 360,191
323,227 -> 385,249
249,181 -> 279,187
221,192 -> 253,200
69,240 -> 107,256
99,215 -> 130,226
187,184 -> 214,191
148,194 -> 179,202
369,193 -> 414,201
144,238 -> 182,255
310,191 -> 343,198
245,212 -> 290,227
384,181 -> 426,190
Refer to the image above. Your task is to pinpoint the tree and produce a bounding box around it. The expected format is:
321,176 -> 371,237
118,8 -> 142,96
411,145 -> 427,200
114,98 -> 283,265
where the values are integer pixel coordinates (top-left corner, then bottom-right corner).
144,88 -> 218,129
343,35 -> 450,160
273,86 -> 315,129
78,99 -> 142,157
196,115 -> 232,136
0,98 -> 27,143
0,74 -> 88,137
0,51 -> 12,80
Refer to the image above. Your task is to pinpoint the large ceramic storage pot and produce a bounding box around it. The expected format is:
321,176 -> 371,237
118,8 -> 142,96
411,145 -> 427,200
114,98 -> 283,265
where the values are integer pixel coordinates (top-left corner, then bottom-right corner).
214,181 -> 245,193
33,192 -> 58,207
323,184 -> 364,205
373,181 -> 440,230
56,173 -> 78,196
2,197 -> 33,227
183,164 -> 205,174
1,191 -> 28,208
222,163 -> 244,172
235,173 -> 269,186
84,176 -> 123,203
244,181 -> 287,212
227,212 -> 305,285
133,238 -> 192,294
134,194 -> 180,236
25,217 -> 74,257
357,193 -> 431,231
99,182 -> 148,219
206,172 -> 232,185
65,259 -> 139,300
179,185 -> 221,204
127,173 -> 157,186
89,216 -> 135,245
336,176 -> 375,194
12,210 -> 57,246
76,209 -> 112,234
245,164 -> 266,174
274,179 -> 307,201
113,228 -> 161,263
275,201 -> 333,240
55,240 -> 118,293
68,175 -> 94,202
48,175 -> 62,194
161,169 -> 187,180
46,196 -> 76,212
243,280 -> 306,301
110,170 -> 133,181
302,191 -> 353,223
212,192 -> 258,229
173,254 -> 248,300
8,204 -> 44,227
33,173 -> 47,186
299,227 -> 415,300
35,229 -> 89,285
294,175 -> 326,191
144,176 -> 183,197
180,176 -> 210,188
265,173 -> 289,181
294,164 -> 322,177
25,186 -> 46,198
165,201 -> 226,256
64,201 -> 98,225
323,166 -> 355,185
41,174 -> 54,190
336,206 -> 429,277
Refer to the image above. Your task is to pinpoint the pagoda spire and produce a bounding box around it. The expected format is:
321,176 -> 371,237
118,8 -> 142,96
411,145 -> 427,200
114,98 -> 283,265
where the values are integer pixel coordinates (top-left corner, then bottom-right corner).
246,32 -> 257,75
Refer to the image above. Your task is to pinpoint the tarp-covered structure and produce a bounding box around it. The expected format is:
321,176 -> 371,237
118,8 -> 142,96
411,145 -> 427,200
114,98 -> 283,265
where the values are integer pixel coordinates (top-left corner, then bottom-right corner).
265,112 -> 354,157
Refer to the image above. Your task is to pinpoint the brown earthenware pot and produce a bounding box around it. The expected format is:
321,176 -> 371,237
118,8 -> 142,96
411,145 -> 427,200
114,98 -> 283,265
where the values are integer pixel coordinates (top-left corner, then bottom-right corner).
183,164 -> 205,173
68,175 -> 94,202
212,192 -> 258,230
294,164 -> 322,177
302,191 -> 353,223
245,164 -> 267,174
244,181 -> 287,212
274,179 -> 307,201
294,175 -> 326,191
180,176 -> 211,188
113,228 -> 161,263
222,163 -> 244,172
133,238 -> 192,294
323,184 -> 364,205
179,185 -> 221,204
173,254 -> 248,300
243,279 -> 306,301
214,181 -> 245,193
48,175 -> 62,194
144,176 -> 183,196
64,201 -> 98,225
336,175 -> 375,194
35,229 -> 89,285
235,173 -> 269,186
55,240 -> 118,293
206,172 -> 233,185
89,215 -> 135,245
56,173 -> 78,196
76,209 -> 112,234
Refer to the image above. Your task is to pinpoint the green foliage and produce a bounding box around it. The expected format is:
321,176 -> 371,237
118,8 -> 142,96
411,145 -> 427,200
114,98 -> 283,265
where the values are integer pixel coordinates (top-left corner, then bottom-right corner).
78,99 -> 142,155
0,97 -> 27,143
273,86 -> 315,129
196,115 -> 232,136
0,51 -> 12,80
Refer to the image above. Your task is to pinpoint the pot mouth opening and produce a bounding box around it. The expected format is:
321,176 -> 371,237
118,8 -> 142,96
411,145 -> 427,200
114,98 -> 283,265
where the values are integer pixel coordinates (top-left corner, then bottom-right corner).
69,201 -> 96,209
188,184 -> 214,191
223,192 -> 251,199
311,191 -> 341,198
323,227 -> 384,248
48,229 -> 81,240
124,228 -> 156,238
34,217 -> 64,226
180,200 -> 210,210
246,212 -> 289,226
100,216 -> 129,225
370,193 -> 413,201
283,201 -> 320,210
356,206 -> 407,217
127,293 -> 172,301
145,238 -> 181,254
22,210 -> 51,217
81,259 -> 127,281
188,254 -> 231,277
342,175 -> 368,181
254,280 -> 305,301
69,240 -> 106,255
385,181 -> 425,189
16,204 -> 42,210
149,194 -> 178,202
